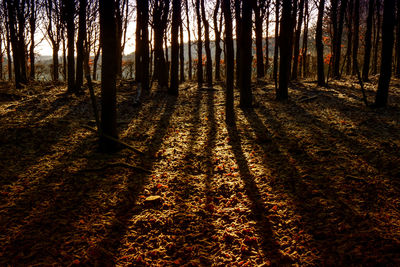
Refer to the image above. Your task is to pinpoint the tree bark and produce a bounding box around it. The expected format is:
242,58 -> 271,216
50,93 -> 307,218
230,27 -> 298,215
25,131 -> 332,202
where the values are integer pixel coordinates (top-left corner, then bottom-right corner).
201,0 -> 213,87
222,0 -> 234,124
29,0 -> 36,80
169,0 -> 180,95
213,0 -> 222,81
254,1 -> 264,78
135,0 -> 149,92
333,0 -> 348,78
185,0 -> 192,80
65,0 -> 76,93
352,0 -> 359,75
76,0 -> 86,92
195,0 -> 203,87
235,0 -> 241,87
292,0 -> 304,80
179,20 -> 185,83
372,0 -> 381,74
277,0 -> 293,100
273,0 -> 279,88
316,0 -> 325,86
99,0 -> 118,152
362,0 -> 374,81
239,0 -> 252,107
375,0 -> 396,107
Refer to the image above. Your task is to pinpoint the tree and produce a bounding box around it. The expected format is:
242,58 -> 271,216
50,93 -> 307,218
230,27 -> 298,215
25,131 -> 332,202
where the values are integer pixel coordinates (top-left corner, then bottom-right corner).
375,0 -> 396,107
395,0 -> 400,77
195,0 -> 203,87
277,0 -> 292,100
223,0 -> 234,124
213,0 -> 222,81
136,0 -> 150,92
44,0 -> 63,82
152,0 -> 170,89
372,0 -> 381,74
28,0 -> 37,80
184,0 -> 192,80
291,0 -> 305,80
63,0 -> 76,93
76,0 -> 87,92
316,0 -> 326,86
331,0 -> 348,79
254,0 -> 265,78
169,0 -> 180,95
351,0 -> 359,75
179,16 -> 185,83
239,0 -> 252,107
99,0 -> 118,152
201,0 -> 213,87
362,0 -> 374,81
273,0 -> 279,88
235,0 -> 241,87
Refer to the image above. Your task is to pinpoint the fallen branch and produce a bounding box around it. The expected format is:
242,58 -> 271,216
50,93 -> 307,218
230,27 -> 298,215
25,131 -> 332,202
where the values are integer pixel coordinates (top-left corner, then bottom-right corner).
80,162 -> 151,174
299,95 -> 318,102
82,125 -> 144,155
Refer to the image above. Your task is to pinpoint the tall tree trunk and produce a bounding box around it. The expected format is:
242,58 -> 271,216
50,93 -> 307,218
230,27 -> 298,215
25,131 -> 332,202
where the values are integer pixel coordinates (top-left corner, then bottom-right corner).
76,0 -> 87,92
17,0 -> 27,84
0,30 -> 3,80
65,0 -> 76,93
93,45 -> 100,80
373,0 -> 381,74
254,2 -> 264,78
185,0 -> 192,80
52,45 -> 59,82
29,0 -> 36,80
136,0 -> 149,92
195,0 -> 203,87
345,0 -> 353,75
362,0 -> 374,81
62,30 -> 67,81
213,0 -> 222,81
265,8 -> 270,75
375,0 -> 396,107
201,0 -> 213,87
278,0 -> 293,100
333,0 -> 348,78
292,0 -> 304,80
169,0 -> 180,95
273,0 -> 279,87
352,0 -> 359,75
6,0 -> 22,88
222,0 -> 234,124
99,0 -> 118,152
115,0 -> 123,78
235,0 -> 241,87
239,0 -> 252,107
301,0 -> 309,77
316,0 -> 325,86
179,21 -> 185,83
395,0 -> 400,77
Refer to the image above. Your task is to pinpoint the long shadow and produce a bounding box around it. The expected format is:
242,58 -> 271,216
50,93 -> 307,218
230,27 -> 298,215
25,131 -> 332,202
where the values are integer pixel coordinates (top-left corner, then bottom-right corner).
242,105 -> 400,265
226,115 -> 290,264
88,95 -> 178,264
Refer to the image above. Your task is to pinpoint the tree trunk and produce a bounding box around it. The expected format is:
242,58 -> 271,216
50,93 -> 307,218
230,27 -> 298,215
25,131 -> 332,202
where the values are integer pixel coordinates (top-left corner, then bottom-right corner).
362,0 -> 374,81
6,0 -> 22,88
179,21 -> 185,83
0,30 -> 3,80
375,0 -> 396,107
316,0 -> 325,86
185,0 -> 192,80
99,0 -> 118,152
62,32 -> 67,81
76,0 -> 86,92
52,45 -> 59,82
301,0 -> 309,77
333,0 -> 348,78
235,0 -> 241,87
292,0 -> 304,80
373,0 -> 381,74
17,1 -> 27,84
352,0 -> 359,75
115,0 -> 123,78
29,0 -> 36,80
345,0 -> 353,75
213,0 -> 222,81
239,0 -> 252,107
395,0 -> 400,77
273,0 -> 279,87
265,9 -> 270,75
135,0 -> 149,92
254,2 -> 264,78
201,0 -> 213,87
222,0 -> 234,124
169,0 -> 180,95
93,45 -> 100,80
195,0 -> 203,87
278,0 -> 292,99
65,0 -> 75,93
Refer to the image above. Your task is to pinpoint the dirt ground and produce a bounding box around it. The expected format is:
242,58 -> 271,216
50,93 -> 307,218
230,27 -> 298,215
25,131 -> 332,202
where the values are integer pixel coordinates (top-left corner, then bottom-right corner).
0,77 -> 399,266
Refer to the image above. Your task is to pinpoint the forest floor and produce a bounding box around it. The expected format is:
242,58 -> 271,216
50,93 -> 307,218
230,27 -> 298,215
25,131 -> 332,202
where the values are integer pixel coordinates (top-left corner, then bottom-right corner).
0,77 -> 400,266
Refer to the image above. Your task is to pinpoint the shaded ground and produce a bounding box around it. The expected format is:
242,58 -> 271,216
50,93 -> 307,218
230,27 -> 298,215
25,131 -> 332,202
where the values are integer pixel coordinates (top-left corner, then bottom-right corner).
0,77 -> 399,266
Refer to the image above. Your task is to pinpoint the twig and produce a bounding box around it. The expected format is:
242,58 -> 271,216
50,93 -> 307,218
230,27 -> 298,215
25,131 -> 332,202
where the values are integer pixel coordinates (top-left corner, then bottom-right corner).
299,95 -> 318,102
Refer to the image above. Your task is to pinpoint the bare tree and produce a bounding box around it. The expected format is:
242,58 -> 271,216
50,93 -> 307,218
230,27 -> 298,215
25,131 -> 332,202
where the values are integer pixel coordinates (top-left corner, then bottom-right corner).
223,0 -> 234,124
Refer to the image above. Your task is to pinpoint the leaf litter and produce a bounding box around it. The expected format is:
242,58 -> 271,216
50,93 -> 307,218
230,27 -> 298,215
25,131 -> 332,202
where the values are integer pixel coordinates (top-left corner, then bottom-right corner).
0,77 -> 400,265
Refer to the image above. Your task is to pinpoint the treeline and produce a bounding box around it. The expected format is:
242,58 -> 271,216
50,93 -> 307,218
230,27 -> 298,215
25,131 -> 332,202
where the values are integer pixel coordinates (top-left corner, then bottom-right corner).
0,0 -> 398,150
